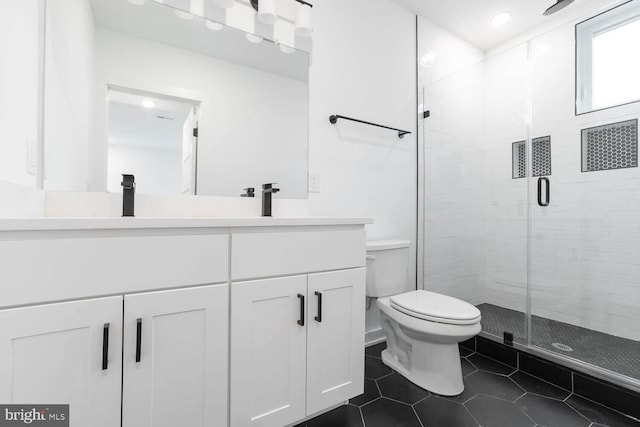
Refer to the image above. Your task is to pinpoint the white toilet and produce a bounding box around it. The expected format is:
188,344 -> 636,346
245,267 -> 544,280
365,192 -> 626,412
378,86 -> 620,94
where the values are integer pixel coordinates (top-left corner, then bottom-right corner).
367,240 -> 481,396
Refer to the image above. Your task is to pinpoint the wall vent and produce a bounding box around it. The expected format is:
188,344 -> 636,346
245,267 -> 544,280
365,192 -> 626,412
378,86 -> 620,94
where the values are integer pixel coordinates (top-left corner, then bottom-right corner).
582,119 -> 638,172
512,137 -> 552,179
532,136 -> 552,177
512,141 -> 526,179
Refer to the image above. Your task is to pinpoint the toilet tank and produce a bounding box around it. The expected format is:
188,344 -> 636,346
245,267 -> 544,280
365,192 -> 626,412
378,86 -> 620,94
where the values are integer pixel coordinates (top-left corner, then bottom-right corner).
366,240 -> 411,298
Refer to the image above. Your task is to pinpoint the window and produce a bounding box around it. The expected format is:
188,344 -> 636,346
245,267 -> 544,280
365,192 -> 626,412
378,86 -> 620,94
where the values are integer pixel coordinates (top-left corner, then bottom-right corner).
576,1 -> 640,114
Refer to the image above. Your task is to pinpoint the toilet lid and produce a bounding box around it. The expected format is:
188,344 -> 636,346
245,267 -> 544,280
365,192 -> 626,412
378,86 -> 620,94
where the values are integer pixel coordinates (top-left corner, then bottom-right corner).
390,290 -> 481,325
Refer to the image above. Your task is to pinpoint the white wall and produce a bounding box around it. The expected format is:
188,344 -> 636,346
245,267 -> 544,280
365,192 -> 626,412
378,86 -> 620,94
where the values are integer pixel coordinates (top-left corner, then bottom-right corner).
0,0 -> 41,188
108,145 -> 182,195
307,0 -> 417,338
92,28 -> 308,199
43,0 -> 94,192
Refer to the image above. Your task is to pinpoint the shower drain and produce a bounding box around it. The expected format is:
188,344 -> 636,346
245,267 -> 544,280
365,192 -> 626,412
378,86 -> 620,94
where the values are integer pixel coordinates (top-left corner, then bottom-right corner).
551,342 -> 574,352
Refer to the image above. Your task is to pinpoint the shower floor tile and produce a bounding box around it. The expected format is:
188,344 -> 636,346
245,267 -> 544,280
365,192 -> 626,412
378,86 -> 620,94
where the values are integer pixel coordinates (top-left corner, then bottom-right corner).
477,303 -> 640,381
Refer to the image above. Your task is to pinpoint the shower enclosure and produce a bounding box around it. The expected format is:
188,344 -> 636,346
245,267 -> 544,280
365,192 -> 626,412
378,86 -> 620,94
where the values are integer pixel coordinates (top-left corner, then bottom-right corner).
418,1 -> 640,391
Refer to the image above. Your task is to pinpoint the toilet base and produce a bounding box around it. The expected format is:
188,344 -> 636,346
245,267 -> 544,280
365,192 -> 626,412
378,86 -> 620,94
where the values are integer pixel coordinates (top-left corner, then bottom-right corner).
381,341 -> 464,396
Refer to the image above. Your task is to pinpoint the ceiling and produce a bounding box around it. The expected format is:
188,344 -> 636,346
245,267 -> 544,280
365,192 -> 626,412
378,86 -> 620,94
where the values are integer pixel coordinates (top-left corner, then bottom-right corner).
390,0 -> 578,50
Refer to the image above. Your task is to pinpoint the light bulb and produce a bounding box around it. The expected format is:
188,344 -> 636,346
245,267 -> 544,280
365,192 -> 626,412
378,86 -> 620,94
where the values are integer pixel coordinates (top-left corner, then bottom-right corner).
175,9 -> 194,20
246,33 -> 263,43
206,20 -> 224,31
211,0 -> 234,8
258,0 -> 277,24
295,3 -> 312,37
279,43 -> 295,54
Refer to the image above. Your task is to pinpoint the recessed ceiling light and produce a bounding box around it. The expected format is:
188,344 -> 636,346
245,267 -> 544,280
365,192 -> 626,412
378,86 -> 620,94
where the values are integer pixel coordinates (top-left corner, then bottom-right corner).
142,100 -> 156,108
491,11 -> 512,27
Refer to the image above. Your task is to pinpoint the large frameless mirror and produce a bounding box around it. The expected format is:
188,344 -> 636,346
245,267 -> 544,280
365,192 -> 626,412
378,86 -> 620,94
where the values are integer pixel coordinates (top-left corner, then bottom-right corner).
43,0 -> 309,198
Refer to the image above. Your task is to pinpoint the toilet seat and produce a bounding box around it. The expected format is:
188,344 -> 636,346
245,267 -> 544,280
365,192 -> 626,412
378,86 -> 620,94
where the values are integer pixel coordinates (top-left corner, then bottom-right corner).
390,290 -> 481,325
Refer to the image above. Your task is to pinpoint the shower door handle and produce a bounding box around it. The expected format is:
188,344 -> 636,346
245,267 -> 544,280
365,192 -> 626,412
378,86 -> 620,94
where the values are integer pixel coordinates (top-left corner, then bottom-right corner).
537,177 -> 550,207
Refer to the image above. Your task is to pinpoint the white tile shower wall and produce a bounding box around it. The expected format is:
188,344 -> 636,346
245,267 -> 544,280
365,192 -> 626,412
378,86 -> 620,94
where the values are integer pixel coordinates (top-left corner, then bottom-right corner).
418,17 -> 486,305
308,0 -> 417,337
525,19 -> 640,341
483,44 -> 530,313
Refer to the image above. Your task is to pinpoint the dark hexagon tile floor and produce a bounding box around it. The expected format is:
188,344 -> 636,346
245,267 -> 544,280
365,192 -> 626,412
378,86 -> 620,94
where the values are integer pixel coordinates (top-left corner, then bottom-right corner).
465,370 -> 525,402
515,394 -> 589,427
364,355 -> 392,380
509,371 -> 571,401
377,373 -> 430,405
467,352 -> 516,375
299,343 -> 640,427
414,396 -> 478,427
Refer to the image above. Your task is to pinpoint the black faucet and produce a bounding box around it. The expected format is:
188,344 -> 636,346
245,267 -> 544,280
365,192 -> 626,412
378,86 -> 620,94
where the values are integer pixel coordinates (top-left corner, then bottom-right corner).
121,174 -> 135,217
262,183 -> 280,217
241,187 -> 255,198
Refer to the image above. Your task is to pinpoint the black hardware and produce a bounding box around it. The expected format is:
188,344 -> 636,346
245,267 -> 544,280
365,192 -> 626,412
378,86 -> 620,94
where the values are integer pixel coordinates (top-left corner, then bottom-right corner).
193,128 -> 199,138
423,111 -> 431,119
135,318 -> 142,363
251,0 -> 312,10
297,294 -> 305,326
121,174 -> 135,217
329,114 -> 411,138
241,187 -> 255,198
262,183 -> 280,217
537,177 -> 550,207
102,323 -> 110,370
314,291 -> 322,323
504,331 -> 514,346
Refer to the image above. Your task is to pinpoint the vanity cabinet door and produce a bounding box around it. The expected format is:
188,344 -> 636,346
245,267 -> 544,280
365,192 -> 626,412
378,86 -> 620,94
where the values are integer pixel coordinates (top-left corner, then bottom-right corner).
0,296 -> 123,427
230,276 -> 307,427
306,269 -> 366,415
122,284 -> 228,427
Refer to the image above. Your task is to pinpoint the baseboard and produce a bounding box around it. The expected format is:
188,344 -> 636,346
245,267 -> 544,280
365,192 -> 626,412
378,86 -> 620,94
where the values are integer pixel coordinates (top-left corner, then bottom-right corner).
365,328 -> 385,347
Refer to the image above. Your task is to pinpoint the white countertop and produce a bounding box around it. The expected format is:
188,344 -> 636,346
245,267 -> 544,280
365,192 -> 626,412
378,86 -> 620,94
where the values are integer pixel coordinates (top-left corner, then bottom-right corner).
0,217 -> 373,231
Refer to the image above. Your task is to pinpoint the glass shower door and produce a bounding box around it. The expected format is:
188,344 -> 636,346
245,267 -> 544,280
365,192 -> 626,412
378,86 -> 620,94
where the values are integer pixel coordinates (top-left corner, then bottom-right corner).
528,22 -> 640,385
420,41 -> 530,346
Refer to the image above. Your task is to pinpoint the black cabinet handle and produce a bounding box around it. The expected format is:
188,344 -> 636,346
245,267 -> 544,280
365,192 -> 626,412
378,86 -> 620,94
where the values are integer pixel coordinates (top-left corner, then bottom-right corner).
102,323 -> 110,370
135,318 -> 142,363
297,294 -> 305,326
314,292 -> 322,323
538,177 -> 550,207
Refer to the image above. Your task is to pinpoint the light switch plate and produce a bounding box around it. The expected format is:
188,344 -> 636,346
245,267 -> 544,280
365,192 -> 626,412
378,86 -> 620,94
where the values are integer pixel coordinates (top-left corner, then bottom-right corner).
309,173 -> 320,193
